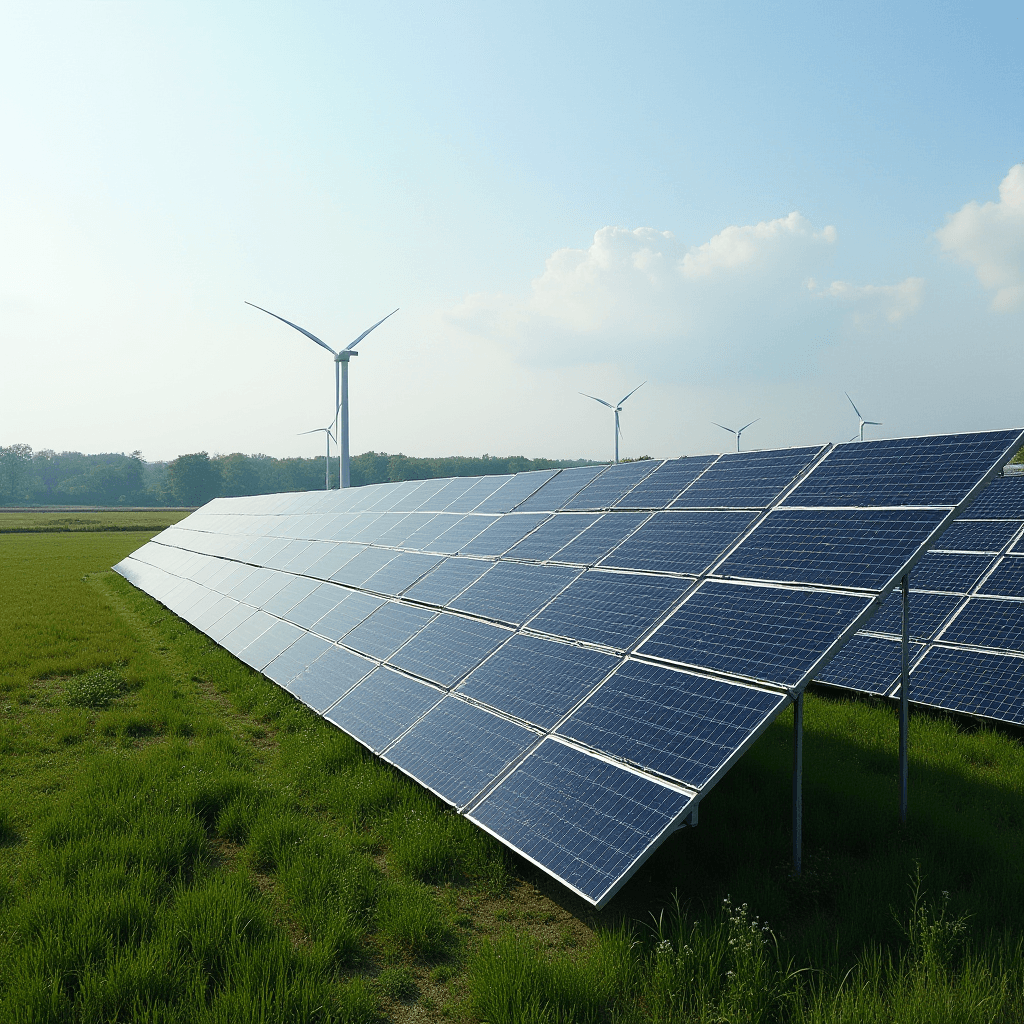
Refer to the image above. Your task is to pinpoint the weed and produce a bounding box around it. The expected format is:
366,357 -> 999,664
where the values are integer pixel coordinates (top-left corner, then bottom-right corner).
376,965 -> 418,1000
64,667 -> 128,708
378,879 -> 457,959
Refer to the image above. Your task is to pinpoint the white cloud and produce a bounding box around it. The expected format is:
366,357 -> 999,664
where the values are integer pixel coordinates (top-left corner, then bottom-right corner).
809,277 -> 924,323
936,163 -> 1024,311
450,213 -> 920,381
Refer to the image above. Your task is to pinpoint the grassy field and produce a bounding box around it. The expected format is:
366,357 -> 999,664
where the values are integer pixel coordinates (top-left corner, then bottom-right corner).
0,510 -> 193,533
2,513 -> 1024,1022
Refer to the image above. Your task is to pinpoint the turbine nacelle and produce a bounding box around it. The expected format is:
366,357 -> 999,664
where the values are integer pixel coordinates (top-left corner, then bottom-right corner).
580,382 -> 645,463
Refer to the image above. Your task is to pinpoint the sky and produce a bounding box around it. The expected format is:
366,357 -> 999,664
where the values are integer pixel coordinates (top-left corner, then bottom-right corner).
1,1 -> 1022,464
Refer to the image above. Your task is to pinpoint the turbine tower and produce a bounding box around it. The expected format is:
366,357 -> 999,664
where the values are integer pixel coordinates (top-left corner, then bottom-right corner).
845,392 -> 881,442
246,302 -> 398,487
299,423 -> 336,490
580,383 -> 646,463
713,419 -> 759,452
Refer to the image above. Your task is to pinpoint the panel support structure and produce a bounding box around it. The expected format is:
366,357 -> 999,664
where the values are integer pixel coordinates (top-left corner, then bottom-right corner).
899,574 -> 910,825
792,692 -> 803,874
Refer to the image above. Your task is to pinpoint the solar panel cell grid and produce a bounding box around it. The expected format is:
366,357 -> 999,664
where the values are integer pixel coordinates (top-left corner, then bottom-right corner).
563,460 -> 661,511
459,514 -> 550,556
456,634 -> 619,729
287,645 -> 376,712
601,511 -> 758,576
614,455 -> 719,509
911,552 -> 998,594
387,613 -> 511,687
403,558 -> 492,606
452,561 -> 580,626
324,667 -> 445,752
469,739 -> 692,906
932,519 -> 1021,552
938,598 -> 1024,654
551,512 -> 651,565
907,647 -> 1024,726
557,661 -> 785,789
514,466 -> 609,512
674,446 -> 823,509
865,589 -> 962,640
815,634 -> 921,695
384,696 -> 538,807
639,581 -> 872,687
342,602 -> 437,660
505,513 -> 597,561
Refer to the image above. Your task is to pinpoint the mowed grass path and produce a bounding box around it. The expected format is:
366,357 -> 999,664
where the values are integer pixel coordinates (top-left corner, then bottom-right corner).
1,518 -> 1024,1022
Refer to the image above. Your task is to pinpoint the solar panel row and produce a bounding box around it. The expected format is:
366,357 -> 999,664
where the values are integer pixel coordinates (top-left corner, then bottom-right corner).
115,430 -> 1023,905
815,474 -> 1024,725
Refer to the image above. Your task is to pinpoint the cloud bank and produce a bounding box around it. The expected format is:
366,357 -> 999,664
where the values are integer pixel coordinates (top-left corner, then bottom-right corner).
936,163 -> 1024,311
451,213 -> 921,381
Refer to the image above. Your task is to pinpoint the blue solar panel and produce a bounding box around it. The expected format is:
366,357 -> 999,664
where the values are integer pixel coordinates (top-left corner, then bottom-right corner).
908,647 -> 1024,725
674,447 -> 823,509
977,555 -> 1024,597
469,739 -> 692,906
614,455 -> 719,509
557,661 -> 785,789
911,552 -> 998,593
472,470 -> 558,513
373,513 -> 434,547
443,476 -> 512,512
452,561 -> 580,626
961,475 -> 1024,519
717,508 -> 948,590
457,634 -> 619,729
310,590 -> 384,641
237,619 -> 306,671
530,571 -> 691,650
551,512 -> 650,565
362,552 -> 444,596
423,515 -> 494,553
505,513 -> 597,561
932,519 -> 1020,553
384,697 -> 538,807
638,581 -> 871,686
815,634 -> 920,695
601,511 -> 758,575
459,514 -> 551,556
402,514 -> 463,549
341,602 -> 437,659
562,460 -> 661,511
388,613 -> 511,686
784,431 -> 1022,507
263,632 -> 333,686
324,667 -> 445,752
284,582 -> 350,629
938,598 -> 1024,654
403,557 -> 492,606
220,609 -> 275,656
287,644 -> 377,711
515,466 -> 609,512
866,589 -> 962,640
261,576 -> 323,616
330,547 -> 397,586
303,543 -> 365,581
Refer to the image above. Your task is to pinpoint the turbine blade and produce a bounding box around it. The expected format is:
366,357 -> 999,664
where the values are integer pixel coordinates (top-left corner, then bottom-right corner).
345,308 -> 399,350
845,391 -> 863,420
245,301 -> 338,356
865,420 -> 882,426
712,422 -> 737,435
738,418 -> 760,433
298,427 -> 327,436
580,392 -> 614,409
618,381 -> 646,406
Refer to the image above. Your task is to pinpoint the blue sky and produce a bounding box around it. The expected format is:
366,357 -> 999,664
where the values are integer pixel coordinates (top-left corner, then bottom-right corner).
2,1 -> 1022,462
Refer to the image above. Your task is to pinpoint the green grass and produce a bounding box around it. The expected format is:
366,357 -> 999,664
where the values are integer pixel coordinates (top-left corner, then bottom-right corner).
2,515 -> 1024,1021
0,509 -> 191,533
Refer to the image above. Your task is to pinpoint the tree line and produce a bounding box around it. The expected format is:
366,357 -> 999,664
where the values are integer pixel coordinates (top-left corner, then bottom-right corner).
0,445 -> 604,507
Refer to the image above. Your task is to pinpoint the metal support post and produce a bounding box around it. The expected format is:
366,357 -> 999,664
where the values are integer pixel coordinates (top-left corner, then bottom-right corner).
899,574 -> 910,824
792,692 -> 803,874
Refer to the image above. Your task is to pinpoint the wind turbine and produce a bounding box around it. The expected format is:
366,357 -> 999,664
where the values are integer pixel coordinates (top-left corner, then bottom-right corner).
299,423 -> 336,490
845,392 -> 881,442
713,419 -> 759,452
246,302 -> 398,488
580,383 -> 646,463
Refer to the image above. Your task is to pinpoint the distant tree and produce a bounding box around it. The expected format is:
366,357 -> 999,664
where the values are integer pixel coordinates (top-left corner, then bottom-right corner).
619,455 -> 654,462
0,444 -> 33,504
216,453 -> 260,497
166,452 -> 221,506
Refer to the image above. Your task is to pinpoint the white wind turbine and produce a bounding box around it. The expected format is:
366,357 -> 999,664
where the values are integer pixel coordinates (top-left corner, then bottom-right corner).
246,302 -> 398,488
298,423 -> 336,490
845,392 -> 881,441
580,382 -> 646,463
713,418 -> 759,452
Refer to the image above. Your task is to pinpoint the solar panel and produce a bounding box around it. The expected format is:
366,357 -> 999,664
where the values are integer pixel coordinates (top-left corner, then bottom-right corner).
114,427 -> 1024,907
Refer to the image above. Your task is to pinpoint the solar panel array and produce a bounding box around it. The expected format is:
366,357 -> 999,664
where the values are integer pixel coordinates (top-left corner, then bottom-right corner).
815,473 -> 1024,726
114,430 -> 1023,906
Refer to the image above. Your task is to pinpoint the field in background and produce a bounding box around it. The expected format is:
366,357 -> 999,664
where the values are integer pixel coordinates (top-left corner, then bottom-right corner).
2,513 -> 1024,1022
